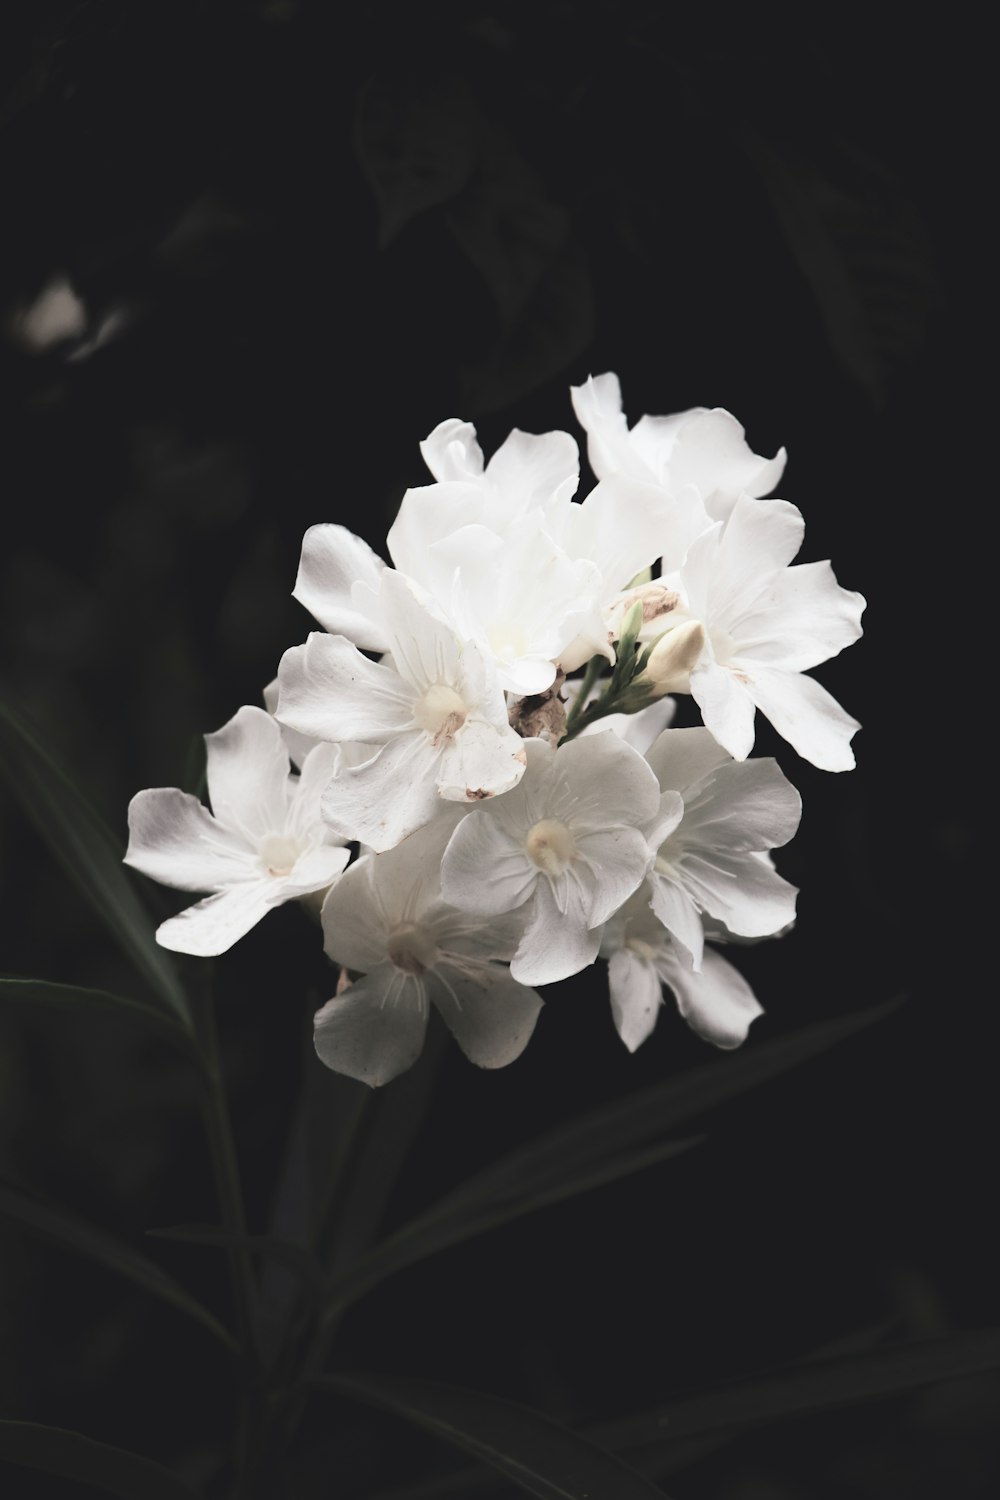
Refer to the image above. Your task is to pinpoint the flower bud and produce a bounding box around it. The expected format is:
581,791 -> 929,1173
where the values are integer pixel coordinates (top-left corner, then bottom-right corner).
636,620 -> 706,696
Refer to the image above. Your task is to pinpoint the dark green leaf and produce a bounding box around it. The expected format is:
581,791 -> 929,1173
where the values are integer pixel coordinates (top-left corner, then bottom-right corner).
0,701 -> 189,1023
0,1178 -> 237,1354
315,1373 -> 672,1500
147,1223 -> 324,1305
326,1000 -> 900,1318
0,1420 -> 197,1499
0,977 -> 191,1049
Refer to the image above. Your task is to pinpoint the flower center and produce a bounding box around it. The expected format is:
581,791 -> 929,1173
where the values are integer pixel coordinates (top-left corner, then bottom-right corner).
259,834 -> 302,878
387,922 -> 440,976
414,682 -> 468,747
525,818 -> 576,876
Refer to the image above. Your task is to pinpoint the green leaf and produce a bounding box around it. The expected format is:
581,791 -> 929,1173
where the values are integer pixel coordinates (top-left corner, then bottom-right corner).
0,977 -> 192,1050
146,1223 -> 324,1306
0,702 -> 189,1024
326,999 -> 900,1318
0,1420 -> 197,1499
314,1372 -> 672,1500
632,1328 -> 1000,1451
0,1178 -> 238,1355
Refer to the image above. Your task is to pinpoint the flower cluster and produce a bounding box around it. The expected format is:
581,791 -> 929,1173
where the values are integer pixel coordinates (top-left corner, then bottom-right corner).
125,374 -> 864,1085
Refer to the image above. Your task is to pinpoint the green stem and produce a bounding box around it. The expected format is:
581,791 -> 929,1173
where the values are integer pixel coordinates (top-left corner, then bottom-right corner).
562,655 -> 607,737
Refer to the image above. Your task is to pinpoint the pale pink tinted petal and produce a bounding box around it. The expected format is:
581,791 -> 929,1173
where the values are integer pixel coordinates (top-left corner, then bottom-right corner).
608,949 -> 663,1052
432,964 -> 543,1067
313,968 -> 429,1086
745,668 -> 860,772
573,826 -> 653,926
689,663 -> 757,761
485,428 -> 579,508
320,858 -> 390,971
437,719 -> 527,803
510,876 -> 602,987
658,944 -> 763,1049
205,706 -> 290,840
648,874 -> 704,970
125,788 -> 253,892
293,524 -> 388,650
733,560 -> 866,672
644,725 -> 731,795
440,811 -> 536,916
419,418 -> 485,482
679,850 -> 798,938
276,633 -> 414,744
155,882 -> 273,956
681,758 -> 802,852
321,732 -> 441,851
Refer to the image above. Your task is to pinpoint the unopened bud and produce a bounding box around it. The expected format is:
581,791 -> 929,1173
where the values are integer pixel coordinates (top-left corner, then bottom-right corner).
637,620 -> 706,696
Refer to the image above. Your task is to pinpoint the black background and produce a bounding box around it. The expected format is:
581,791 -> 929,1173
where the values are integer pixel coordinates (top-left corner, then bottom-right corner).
0,4 -> 994,1497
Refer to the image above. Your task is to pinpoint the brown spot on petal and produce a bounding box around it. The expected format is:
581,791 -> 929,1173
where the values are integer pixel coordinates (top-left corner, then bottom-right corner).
466,787 -> 492,800
432,710 -> 466,749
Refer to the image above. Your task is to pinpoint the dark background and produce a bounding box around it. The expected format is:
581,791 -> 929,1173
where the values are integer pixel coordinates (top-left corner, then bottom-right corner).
0,4 -> 994,1497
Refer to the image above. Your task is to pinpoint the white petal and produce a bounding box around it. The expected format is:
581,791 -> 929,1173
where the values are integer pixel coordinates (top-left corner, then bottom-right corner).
665,408 -> 786,515
293,524 -> 388,650
644,725 -> 731,795
263,675 -> 318,770
707,496 -> 805,629
205,706 -> 291,841
276,632 -> 414,744
643,789 -> 684,850
377,570 -> 464,692
419,418 -> 485,482
275,844 -> 350,900
554,731 -> 662,830
286,742 -> 343,839
573,826 -> 654,926
689,662 -> 757,761
321,732 -> 442,851
313,968 -> 429,1086
679,850 -> 798,938
607,949 -> 663,1052
509,876 -> 602,987
570,372 -> 653,482
680,758 -> 802,852
648,873 -> 704,970
320,858 -> 390,972
658,944 -> 763,1049
125,788 -> 253,892
732,561 -> 866,672
387,480 -> 490,579
485,427 -> 579,510
431,963 -> 543,1068
436,718 -> 527,803
156,882 -> 273,956
559,477 -> 669,596
440,809 -> 536,916
745,668 -> 861,772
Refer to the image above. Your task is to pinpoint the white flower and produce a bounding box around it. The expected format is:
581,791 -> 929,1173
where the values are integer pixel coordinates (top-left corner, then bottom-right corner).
640,726 -> 801,970
419,418 -> 580,519
316,808 -> 543,1086
262,676 -> 376,773
124,706 -> 350,955
440,733 -> 662,987
571,371 -> 786,523
664,494 -> 866,770
601,893 -> 763,1052
276,569 -> 527,851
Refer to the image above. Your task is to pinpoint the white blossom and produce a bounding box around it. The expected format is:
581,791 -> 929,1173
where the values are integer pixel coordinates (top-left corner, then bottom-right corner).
601,893 -> 763,1052
640,726 -> 801,971
317,808 -> 543,1086
276,569 -> 527,851
124,706 -> 350,955
441,733 -> 662,987
571,370 -> 786,523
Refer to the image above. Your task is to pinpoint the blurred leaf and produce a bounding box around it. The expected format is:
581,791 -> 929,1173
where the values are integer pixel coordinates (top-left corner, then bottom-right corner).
741,130 -> 932,406
0,1420 -> 197,1499
0,977 -> 192,1050
447,130 -> 594,412
355,69 -> 480,247
0,1178 -> 238,1354
0,701 -> 189,1024
146,1223 -> 324,1306
314,1372 -> 672,1500
326,999 -> 900,1319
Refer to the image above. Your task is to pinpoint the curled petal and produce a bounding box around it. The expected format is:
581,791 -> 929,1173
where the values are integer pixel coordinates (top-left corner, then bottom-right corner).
155,882 -> 274,956
658,945 -> 763,1049
648,873 -> 704,971
689,661 -> 758,761
436,718 -> 527,804
293,523 -> 388,650
420,418 -> 485,482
